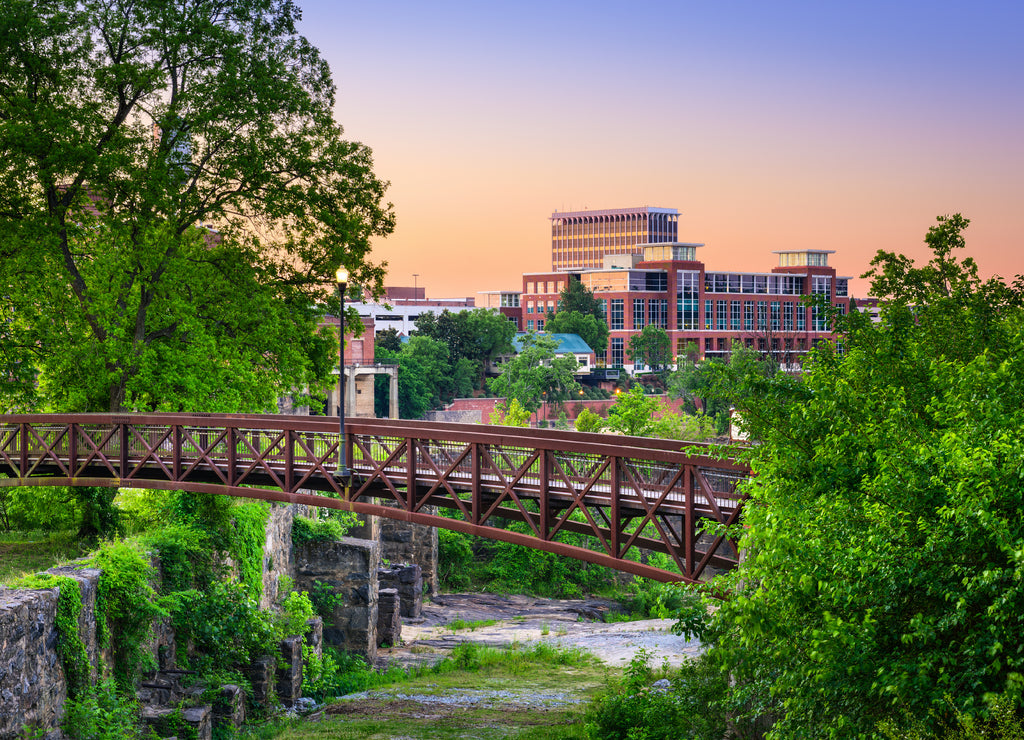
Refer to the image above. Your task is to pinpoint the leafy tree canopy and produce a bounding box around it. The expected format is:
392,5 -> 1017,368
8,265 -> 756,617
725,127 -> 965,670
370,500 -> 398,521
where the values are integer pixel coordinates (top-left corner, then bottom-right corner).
556,278 -> 605,318
0,0 -> 394,413
487,333 -> 580,413
626,325 -> 672,370
543,310 -> 609,358
693,215 -> 1024,736
375,336 -> 450,419
413,309 -> 515,377
604,387 -> 657,437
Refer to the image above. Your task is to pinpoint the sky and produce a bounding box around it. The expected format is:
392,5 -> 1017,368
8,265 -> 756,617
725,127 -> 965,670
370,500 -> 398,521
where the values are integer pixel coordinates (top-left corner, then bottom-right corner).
296,1 -> 1024,300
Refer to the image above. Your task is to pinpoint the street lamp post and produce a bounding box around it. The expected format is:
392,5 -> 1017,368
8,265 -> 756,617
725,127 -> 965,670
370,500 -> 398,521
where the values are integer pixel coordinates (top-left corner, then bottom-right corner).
336,267 -> 350,480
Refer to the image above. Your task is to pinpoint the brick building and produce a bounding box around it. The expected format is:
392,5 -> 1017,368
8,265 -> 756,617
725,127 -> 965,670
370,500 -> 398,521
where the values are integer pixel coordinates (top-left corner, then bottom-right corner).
516,240 -> 851,372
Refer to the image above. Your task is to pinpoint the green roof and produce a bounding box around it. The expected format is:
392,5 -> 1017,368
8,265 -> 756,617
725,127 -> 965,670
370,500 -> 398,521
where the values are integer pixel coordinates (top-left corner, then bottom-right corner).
512,332 -> 594,354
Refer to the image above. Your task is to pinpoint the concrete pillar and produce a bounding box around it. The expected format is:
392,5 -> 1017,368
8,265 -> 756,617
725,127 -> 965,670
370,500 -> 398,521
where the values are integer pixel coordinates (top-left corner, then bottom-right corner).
389,369 -> 399,419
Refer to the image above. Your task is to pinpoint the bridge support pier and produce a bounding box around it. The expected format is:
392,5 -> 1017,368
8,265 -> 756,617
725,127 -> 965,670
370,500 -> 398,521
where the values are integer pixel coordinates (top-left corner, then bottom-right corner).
294,536 -> 380,661
378,500 -> 439,597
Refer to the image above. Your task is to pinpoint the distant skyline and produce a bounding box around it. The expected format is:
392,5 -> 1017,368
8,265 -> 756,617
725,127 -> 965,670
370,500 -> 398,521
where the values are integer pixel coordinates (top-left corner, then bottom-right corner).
297,1 -> 1023,300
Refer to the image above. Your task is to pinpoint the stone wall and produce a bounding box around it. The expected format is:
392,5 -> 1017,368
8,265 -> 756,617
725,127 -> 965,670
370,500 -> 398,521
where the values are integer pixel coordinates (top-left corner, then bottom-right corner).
423,408 -> 485,424
0,505 -> 390,737
293,536 -> 379,661
0,567 -> 101,740
260,503 -> 302,610
0,587 -> 64,740
378,505 -> 439,596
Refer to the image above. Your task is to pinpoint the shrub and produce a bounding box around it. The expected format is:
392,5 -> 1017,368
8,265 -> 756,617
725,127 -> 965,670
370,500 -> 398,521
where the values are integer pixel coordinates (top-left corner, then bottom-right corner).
438,528 -> 474,591
164,580 -> 276,672
90,541 -> 162,689
291,511 -> 356,546
62,679 -> 141,740
585,650 -> 728,740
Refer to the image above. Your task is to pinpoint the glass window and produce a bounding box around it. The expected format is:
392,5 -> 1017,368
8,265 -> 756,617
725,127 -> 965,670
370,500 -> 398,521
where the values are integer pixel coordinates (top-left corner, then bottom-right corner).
651,299 -> 668,329
757,301 -> 767,330
812,303 -> 828,331
744,301 -> 754,331
537,319 -> 545,331
645,272 -> 668,291
755,275 -> 768,294
527,282 -> 535,294
812,276 -> 831,295
633,298 -> 646,330
610,299 -> 624,330
770,301 -> 780,330
742,275 -> 755,294
704,299 -> 713,330
730,300 -> 741,330
796,305 -> 806,331
676,270 -> 700,330
611,337 -> 624,367
835,279 -> 848,297
527,320 -> 534,331
783,302 -> 794,331
526,302 -> 533,314
716,300 -> 728,331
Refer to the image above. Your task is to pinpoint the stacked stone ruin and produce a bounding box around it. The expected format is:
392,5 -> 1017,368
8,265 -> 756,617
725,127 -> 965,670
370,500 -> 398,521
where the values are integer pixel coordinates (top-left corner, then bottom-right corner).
0,503 -> 437,739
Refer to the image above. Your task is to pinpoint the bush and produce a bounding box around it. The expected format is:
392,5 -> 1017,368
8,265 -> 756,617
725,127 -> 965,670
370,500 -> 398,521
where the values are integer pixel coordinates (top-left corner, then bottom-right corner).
164,580 -> 277,672
291,511 -> 356,546
62,679 -> 141,740
90,540 -> 162,689
438,528 -> 474,591
585,650 -> 727,740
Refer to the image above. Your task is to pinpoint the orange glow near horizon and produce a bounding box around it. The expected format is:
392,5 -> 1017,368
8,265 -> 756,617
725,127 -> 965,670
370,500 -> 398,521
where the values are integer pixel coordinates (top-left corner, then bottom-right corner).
297,1 -> 1023,301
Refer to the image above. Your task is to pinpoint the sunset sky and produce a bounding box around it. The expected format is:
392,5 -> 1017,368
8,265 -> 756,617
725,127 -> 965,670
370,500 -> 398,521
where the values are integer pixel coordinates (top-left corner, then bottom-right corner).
297,1 -> 1023,300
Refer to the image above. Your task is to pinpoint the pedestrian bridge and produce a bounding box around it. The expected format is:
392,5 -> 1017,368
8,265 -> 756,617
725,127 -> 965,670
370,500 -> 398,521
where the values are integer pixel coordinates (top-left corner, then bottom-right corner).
0,414 -> 750,583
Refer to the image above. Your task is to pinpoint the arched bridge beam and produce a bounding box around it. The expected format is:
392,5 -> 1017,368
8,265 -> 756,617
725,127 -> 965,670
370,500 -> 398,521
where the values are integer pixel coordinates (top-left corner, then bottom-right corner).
0,414 -> 750,584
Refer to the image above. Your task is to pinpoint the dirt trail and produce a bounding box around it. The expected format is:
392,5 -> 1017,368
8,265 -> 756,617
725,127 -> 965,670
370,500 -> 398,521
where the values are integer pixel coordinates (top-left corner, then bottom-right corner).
378,592 -> 703,669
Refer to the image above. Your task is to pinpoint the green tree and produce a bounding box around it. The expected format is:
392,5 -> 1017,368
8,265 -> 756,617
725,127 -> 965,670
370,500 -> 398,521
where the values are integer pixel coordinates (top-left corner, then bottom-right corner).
573,408 -> 606,433
556,278 -> 605,318
543,310 -> 609,359
694,215 -> 1024,737
649,408 -> 715,442
487,333 -> 580,414
605,386 -> 658,437
627,325 -> 672,370
376,335 -> 451,419
0,0 -> 394,414
375,328 -> 402,354
488,398 -> 531,427
413,309 -> 514,387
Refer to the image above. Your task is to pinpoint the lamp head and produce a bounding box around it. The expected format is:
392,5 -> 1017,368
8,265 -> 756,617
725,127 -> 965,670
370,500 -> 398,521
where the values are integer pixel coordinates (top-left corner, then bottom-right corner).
335,267 -> 349,286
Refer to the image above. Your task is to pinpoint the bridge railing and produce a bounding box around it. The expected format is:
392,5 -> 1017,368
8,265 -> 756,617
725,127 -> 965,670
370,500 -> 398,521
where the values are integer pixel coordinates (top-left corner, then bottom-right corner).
0,414 -> 750,583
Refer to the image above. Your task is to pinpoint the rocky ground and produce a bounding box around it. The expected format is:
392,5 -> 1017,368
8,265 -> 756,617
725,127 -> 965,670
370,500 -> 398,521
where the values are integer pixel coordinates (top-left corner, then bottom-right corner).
378,592 -> 703,669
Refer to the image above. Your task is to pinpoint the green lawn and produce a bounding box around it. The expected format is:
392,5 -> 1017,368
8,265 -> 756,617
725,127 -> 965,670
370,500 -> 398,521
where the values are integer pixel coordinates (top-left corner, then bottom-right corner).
244,644 -> 608,740
0,531 -> 89,585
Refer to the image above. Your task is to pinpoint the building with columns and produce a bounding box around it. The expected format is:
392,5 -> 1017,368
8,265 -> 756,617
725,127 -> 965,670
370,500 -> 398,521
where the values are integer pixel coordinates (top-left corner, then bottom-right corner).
550,206 -> 680,271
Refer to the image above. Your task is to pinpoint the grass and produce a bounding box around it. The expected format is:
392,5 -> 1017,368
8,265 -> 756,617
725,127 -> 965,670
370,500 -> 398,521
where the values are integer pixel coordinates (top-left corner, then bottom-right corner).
242,642 -> 605,740
0,530 -> 90,585
445,617 -> 498,632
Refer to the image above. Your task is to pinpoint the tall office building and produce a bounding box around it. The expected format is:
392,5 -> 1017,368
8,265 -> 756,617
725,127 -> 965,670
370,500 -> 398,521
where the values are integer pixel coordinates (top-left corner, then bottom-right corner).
550,207 -> 679,271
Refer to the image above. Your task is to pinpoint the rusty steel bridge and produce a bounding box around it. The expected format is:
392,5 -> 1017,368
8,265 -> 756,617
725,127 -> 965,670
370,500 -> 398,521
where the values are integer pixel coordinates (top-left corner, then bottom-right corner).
0,414 -> 749,583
